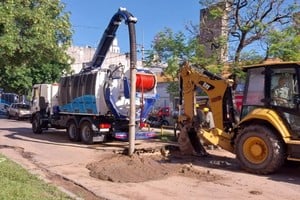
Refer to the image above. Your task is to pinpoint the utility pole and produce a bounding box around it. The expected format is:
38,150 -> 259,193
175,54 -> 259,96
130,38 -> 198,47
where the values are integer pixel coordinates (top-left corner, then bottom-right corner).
137,44 -> 145,66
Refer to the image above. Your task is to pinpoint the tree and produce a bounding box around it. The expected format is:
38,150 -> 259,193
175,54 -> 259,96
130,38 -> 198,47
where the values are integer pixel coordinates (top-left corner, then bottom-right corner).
149,0 -> 300,72
146,28 -> 208,97
146,1 -> 299,102
200,0 -> 299,63
267,12 -> 300,61
0,0 -> 72,95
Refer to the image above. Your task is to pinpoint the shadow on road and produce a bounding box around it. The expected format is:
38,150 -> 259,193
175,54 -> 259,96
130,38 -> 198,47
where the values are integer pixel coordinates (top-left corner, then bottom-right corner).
0,122 -> 130,151
1,118 -> 300,185
268,160 -> 300,185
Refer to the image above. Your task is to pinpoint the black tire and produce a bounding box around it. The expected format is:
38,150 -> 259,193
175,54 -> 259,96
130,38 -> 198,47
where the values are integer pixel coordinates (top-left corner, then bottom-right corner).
15,113 -> 19,120
80,121 -> 93,144
161,120 -> 169,127
32,115 -> 42,134
67,121 -> 81,142
235,124 -> 286,174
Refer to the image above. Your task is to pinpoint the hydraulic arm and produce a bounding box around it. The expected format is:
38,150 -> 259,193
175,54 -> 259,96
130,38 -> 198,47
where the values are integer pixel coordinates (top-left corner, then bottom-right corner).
178,61 -> 236,153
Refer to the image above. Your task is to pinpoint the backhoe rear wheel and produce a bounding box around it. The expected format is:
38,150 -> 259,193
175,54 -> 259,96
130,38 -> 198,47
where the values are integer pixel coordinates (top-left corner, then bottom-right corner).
235,124 -> 286,174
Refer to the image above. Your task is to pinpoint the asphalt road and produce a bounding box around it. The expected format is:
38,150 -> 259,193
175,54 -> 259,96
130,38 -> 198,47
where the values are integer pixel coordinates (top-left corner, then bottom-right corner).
1,116 -> 300,200
0,116 -> 174,199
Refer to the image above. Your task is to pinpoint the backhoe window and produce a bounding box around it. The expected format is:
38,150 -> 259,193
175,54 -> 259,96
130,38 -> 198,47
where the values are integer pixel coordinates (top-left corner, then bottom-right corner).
244,67 -> 265,106
270,68 -> 297,108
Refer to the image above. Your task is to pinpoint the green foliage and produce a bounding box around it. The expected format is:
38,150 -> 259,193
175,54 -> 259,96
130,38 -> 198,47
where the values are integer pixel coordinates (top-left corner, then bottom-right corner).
147,27 -> 224,98
152,28 -> 187,64
0,0 -> 72,95
268,27 -> 300,61
208,6 -> 224,20
0,154 -> 72,200
146,1 -> 299,103
205,64 -> 224,74
166,81 -> 180,100
149,27 -> 219,75
0,66 -> 32,94
200,0 -> 299,62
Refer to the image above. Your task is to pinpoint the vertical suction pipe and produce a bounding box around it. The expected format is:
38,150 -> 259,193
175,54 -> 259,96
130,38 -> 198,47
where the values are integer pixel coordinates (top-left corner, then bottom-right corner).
127,16 -> 137,156
82,7 -> 138,155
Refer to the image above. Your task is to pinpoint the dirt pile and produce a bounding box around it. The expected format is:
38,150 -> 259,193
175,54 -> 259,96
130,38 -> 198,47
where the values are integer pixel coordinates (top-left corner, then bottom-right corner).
87,148 -> 223,183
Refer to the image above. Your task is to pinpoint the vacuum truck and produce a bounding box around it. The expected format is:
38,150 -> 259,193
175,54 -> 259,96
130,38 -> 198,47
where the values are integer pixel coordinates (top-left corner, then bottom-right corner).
30,8 -> 158,144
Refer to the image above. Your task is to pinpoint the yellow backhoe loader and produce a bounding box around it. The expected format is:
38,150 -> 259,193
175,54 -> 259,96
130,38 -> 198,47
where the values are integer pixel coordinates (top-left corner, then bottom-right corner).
177,61 -> 300,174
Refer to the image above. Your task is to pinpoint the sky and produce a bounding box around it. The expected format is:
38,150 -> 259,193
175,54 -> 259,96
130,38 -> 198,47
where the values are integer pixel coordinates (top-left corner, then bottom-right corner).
62,0 -> 202,54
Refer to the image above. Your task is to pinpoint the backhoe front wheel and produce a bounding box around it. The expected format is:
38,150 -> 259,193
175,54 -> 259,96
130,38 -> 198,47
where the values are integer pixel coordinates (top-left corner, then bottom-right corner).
235,125 -> 286,174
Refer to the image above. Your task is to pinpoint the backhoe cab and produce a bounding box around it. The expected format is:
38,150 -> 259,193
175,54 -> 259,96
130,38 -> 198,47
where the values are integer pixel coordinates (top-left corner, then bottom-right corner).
178,61 -> 300,174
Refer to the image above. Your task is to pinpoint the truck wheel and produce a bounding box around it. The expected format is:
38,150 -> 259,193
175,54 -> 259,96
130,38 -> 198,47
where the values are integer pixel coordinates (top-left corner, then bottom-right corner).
32,115 -> 42,134
67,121 -> 80,142
161,120 -> 169,127
80,121 -> 93,144
235,125 -> 286,174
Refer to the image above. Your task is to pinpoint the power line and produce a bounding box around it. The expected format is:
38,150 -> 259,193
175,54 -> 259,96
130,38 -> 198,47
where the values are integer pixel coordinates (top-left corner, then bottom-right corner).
73,25 -> 101,29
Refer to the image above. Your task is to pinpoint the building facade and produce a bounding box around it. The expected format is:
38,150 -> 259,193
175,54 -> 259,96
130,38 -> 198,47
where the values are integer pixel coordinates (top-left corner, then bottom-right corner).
67,39 -> 132,74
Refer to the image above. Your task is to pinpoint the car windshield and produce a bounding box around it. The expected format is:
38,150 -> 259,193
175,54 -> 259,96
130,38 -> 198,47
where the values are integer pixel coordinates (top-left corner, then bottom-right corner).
17,104 -> 30,109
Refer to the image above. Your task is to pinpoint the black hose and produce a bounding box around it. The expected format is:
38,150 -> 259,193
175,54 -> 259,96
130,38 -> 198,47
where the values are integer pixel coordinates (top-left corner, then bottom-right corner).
86,8 -> 137,71
128,22 -> 137,69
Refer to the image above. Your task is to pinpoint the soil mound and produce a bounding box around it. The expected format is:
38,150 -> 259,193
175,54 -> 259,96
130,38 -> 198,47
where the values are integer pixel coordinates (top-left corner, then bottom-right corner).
87,148 -> 222,183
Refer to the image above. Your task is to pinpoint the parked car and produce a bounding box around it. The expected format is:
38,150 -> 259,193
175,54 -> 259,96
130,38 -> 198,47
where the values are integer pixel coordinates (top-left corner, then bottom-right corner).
146,115 -> 169,128
0,103 -> 9,115
7,103 -> 31,120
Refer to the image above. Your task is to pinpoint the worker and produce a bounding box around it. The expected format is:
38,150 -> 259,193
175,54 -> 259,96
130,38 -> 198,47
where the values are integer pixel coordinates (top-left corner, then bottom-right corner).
172,106 -> 180,138
272,75 -> 290,106
195,104 -> 205,125
203,107 -> 215,129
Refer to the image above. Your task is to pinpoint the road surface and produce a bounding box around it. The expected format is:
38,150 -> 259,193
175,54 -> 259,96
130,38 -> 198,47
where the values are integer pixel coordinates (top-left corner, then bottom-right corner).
0,116 -> 300,200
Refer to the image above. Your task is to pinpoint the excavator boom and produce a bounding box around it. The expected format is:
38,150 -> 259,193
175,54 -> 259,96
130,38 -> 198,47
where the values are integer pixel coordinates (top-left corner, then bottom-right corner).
179,62 -> 236,131
177,61 -> 236,153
